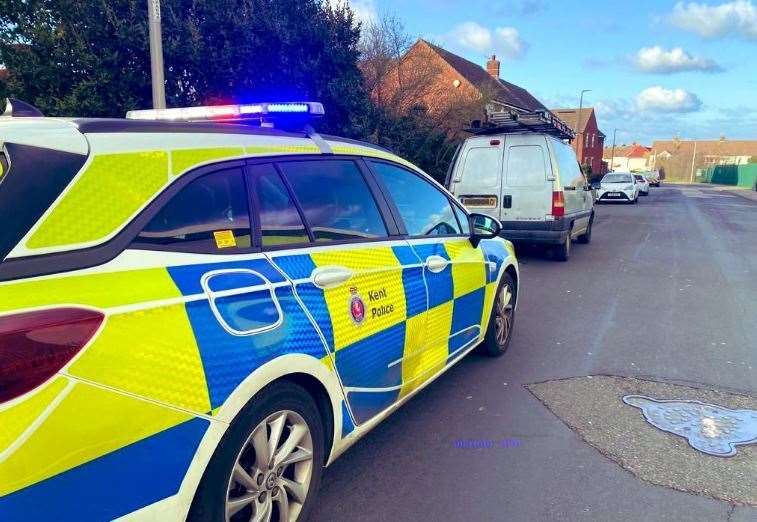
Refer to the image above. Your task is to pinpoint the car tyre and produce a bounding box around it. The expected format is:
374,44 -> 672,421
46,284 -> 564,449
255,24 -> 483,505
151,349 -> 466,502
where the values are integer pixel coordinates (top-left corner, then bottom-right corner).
188,381 -> 325,522
478,272 -> 516,357
554,232 -> 571,261
576,215 -> 593,244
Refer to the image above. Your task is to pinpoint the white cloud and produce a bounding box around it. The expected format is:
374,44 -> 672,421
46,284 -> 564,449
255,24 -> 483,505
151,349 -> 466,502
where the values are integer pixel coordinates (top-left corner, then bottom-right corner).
636,86 -> 703,113
328,0 -> 377,26
494,27 -> 528,58
668,0 -> 757,39
447,22 -> 528,59
634,46 -> 722,73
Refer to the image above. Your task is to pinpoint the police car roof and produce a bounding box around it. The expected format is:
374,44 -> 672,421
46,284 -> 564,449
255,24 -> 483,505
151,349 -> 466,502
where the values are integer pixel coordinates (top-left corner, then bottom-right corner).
69,117 -> 391,154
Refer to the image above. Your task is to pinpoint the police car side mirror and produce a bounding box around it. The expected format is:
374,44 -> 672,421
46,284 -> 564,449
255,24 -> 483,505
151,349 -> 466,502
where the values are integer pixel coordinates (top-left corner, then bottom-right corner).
469,213 -> 502,247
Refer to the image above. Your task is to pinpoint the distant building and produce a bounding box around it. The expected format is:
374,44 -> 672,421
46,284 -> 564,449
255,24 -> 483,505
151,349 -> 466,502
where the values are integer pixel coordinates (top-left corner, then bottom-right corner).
550,108 -> 606,174
603,143 -> 652,172
371,39 -> 549,133
650,139 -> 757,167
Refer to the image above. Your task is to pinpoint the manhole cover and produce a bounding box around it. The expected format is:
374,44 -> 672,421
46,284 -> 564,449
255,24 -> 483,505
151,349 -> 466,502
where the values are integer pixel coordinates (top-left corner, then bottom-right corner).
623,395 -> 757,457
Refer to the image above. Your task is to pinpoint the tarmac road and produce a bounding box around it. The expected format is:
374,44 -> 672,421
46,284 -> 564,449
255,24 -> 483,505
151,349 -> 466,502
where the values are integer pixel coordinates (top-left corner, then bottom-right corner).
310,185 -> 757,522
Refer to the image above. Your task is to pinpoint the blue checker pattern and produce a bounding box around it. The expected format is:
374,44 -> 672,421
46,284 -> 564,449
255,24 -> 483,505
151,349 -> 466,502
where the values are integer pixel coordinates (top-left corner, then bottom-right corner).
410,242 -> 453,309
169,258 -> 285,295
170,260 -> 327,408
334,322 -> 405,388
341,401 -> 356,437
0,418 -> 208,522
348,389 -> 400,425
392,245 -> 427,318
479,239 -> 510,284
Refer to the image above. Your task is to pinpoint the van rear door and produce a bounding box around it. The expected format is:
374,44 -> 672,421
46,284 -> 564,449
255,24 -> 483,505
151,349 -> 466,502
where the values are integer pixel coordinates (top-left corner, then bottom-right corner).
449,136 -> 503,220
501,134 -> 552,223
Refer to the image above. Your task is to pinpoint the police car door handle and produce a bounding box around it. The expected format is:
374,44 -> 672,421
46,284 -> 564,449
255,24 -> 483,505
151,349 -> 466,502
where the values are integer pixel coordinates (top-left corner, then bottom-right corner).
426,255 -> 449,273
312,266 -> 353,289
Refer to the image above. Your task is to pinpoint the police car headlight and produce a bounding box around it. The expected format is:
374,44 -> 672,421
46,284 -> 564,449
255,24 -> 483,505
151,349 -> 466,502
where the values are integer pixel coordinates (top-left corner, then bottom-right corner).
624,185 -> 634,190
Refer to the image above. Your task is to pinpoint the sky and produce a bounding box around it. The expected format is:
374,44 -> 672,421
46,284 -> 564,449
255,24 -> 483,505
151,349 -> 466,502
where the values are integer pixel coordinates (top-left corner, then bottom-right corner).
343,0 -> 757,146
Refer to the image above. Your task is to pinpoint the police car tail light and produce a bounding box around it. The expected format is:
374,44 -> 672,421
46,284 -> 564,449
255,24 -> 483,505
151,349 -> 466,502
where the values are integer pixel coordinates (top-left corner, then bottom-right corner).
0,308 -> 104,403
551,190 -> 565,217
125,101 -> 325,122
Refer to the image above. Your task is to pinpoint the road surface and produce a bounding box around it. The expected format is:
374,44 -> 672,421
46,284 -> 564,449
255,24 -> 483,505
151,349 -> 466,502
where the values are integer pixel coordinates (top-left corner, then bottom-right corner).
310,185 -> 757,522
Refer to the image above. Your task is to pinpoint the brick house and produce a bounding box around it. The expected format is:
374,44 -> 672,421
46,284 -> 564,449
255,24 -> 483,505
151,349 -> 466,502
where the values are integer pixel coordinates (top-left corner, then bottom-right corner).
371,39 -> 549,134
550,108 -> 606,175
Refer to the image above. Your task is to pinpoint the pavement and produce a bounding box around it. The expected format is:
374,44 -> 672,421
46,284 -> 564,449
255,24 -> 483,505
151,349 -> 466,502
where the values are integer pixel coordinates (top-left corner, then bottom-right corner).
310,185 -> 757,522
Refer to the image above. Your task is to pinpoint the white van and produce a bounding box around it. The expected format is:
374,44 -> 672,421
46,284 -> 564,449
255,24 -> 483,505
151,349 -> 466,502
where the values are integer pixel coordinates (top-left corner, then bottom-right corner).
448,132 -> 594,261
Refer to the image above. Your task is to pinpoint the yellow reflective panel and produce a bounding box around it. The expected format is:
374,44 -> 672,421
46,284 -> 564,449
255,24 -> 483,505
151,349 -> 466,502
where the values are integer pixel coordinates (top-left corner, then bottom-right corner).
0,378 -> 68,454
68,302 -> 211,414
400,302 -> 452,398
445,239 -> 486,299
330,145 -> 420,172
0,382 -> 192,496
245,145 -> 320,156
27,151 -> 169,249
171,147 -> 244,176
0,268 -> 181,313
310,247 -> 407,351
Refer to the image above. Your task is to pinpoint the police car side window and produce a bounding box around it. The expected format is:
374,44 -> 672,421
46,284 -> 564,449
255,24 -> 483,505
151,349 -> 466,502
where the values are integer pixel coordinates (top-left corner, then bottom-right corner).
370,161 -> 463,237
248,163 -> 310,247
279,160 -> 388,242
135,168 -> 251,252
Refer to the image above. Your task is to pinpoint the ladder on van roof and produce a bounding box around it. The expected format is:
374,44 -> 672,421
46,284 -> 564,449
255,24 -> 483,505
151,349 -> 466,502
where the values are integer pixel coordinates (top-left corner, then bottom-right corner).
466,109 -> 575,141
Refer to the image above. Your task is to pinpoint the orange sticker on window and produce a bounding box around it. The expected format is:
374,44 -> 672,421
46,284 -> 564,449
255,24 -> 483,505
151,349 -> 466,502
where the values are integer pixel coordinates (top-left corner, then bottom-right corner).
213,230 -> 237,249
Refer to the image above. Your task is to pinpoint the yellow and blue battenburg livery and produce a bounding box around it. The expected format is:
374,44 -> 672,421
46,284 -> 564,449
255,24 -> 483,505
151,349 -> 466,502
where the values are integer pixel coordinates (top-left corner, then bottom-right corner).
0,100 -> 518,521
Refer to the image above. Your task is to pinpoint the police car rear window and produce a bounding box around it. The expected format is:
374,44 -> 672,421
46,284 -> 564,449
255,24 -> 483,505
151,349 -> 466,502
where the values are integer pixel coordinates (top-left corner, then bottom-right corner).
249,164 -> 310,247
135,168 -> 251,252
279,160 -> 388,242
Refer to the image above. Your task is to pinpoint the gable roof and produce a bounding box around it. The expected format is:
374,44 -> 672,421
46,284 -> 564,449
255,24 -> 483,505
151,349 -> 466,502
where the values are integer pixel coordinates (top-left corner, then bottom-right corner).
420,40 -> 547,113
652,139 -> 757,157
550,108 -> 604,136
602,144 -> 651,158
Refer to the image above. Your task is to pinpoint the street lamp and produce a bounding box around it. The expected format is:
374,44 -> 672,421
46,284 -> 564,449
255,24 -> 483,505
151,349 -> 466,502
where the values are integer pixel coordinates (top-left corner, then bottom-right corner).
147,0 -> 166,109
576,89 -> 591,147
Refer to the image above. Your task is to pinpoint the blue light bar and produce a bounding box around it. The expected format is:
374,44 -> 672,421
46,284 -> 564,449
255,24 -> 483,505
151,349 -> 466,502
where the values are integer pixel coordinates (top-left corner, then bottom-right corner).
125,102 -> 324,121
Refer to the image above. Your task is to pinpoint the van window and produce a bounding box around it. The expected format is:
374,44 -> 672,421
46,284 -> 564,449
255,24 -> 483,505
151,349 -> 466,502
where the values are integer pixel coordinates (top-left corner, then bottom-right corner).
249,163 -> 309,247
279,160 -> 388,242
371,161 -> 462,236
506,145 -> 546,186
462,147 -> 500,186
136,168 -> 251,252
552,141 -> 585,188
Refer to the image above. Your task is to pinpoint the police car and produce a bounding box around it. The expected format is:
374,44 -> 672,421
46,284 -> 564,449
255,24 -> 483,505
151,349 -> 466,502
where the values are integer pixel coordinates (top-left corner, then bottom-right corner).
0,98 -> 519,521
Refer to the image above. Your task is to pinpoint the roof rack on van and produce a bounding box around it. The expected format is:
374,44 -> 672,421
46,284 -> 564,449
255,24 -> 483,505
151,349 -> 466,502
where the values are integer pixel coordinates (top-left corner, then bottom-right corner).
466,109 -> 575,141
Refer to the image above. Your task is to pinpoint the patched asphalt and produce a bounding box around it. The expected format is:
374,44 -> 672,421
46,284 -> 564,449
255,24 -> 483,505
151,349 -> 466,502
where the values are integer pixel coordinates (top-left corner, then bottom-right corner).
311,186 -> 757,521
527,375 -> 757,505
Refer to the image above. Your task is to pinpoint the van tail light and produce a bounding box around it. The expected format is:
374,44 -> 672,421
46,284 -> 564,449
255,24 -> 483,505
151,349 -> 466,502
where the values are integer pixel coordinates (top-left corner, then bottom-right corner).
0,308 -> 104,403
551,191 -> 565,217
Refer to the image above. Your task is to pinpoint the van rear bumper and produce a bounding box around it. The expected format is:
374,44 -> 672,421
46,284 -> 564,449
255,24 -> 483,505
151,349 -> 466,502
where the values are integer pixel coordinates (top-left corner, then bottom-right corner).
498,219 -> 571,245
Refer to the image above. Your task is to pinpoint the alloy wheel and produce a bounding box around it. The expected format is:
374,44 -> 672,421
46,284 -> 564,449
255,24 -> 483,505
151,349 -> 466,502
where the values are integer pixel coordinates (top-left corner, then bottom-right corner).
494,283 -> 514,347
226,410 -> 314,522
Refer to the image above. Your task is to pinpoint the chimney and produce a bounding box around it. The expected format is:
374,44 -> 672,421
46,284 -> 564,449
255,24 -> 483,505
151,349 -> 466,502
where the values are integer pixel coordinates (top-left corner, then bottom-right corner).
486,55 -> 500,78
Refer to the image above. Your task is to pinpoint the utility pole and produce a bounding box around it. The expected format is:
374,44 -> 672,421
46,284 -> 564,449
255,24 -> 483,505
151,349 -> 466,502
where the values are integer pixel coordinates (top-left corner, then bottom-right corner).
689,140 -> 698,183
576,89 -> 592,164
610,128 -> 618,172
147,0 -> 166,109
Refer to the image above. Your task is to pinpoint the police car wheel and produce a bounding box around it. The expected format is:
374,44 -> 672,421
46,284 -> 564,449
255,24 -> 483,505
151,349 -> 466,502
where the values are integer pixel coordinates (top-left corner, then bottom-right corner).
189,381 -> 325,522
479,273 -> 516,357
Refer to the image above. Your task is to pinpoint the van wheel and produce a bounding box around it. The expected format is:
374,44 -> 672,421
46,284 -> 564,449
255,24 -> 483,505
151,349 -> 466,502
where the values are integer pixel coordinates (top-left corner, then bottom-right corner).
577,216 -> 593,244
188,381 -> 325,522
478,273 -> 516,357
554,232 -> 571,261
